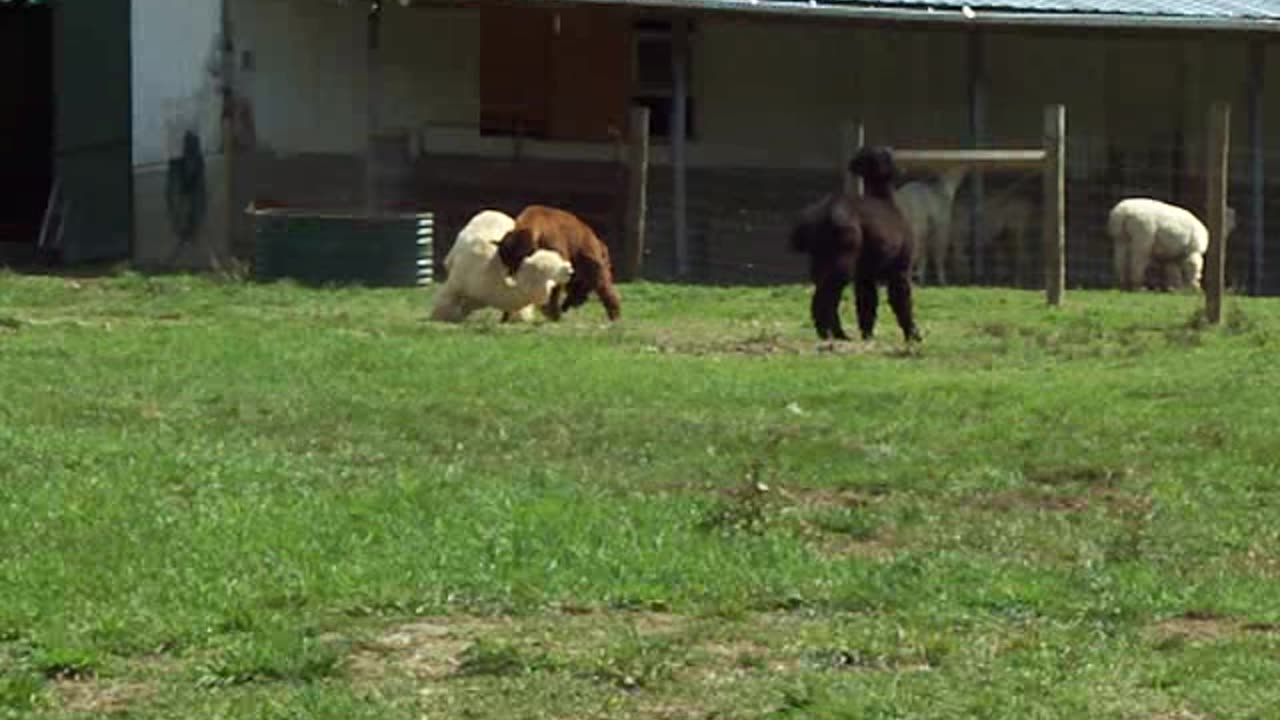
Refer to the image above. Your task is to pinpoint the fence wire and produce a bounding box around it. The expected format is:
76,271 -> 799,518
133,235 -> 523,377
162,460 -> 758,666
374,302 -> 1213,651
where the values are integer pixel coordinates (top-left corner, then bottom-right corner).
637,133 -> 1278,295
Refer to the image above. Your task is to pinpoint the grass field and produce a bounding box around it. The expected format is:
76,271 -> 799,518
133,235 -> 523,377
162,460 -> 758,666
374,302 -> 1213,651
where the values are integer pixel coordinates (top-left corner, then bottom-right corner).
1,269 -> 1278,719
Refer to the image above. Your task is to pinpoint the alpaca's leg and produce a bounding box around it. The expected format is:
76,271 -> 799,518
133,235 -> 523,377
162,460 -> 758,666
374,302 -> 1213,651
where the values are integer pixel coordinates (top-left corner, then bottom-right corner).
811,274 -> 848,340
561,278 -> 593,312
933,220 -> 949,286
594,280 -> 622,321
541,285 -> 565,321
562,264 -> 620,321
454,296 -> 484,319
1181,252 -> 1204,291
951,228 -> 971,285
809,287 -> 828,339
853,277 -> 879,340
501,305 -> 536,323
1114,235 -> 1142,291
887,274 -> 921,342
1128,231 -> 1155,292
429,287 -> 468,322
1112,236 -> 1129,290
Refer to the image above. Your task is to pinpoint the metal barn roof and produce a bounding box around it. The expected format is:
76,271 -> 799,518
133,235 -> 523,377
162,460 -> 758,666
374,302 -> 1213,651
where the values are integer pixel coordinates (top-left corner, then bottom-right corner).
823,0 -> 1280,18
564,0 -> 1280,30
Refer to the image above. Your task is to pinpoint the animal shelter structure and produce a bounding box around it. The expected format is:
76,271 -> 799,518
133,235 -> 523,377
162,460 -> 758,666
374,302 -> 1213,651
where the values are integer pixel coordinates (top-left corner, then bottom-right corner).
0,0 -> 240,268
207,0 -> 1280,293
0,0 -> 131,265
8,0 -> 1280,294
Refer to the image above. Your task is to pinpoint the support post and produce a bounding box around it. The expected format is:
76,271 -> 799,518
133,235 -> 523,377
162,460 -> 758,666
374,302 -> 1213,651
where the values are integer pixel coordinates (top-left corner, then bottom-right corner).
1249,41 -> 1265,296
218,0 -> 236,270
1043,104 -> 1066,306
671,18 -> 690,278
1206,101 -> 1231,324
967,29 -> 987,285
622,106 -> 651,282
364,0 -> 383,214
841,121 -> 865,196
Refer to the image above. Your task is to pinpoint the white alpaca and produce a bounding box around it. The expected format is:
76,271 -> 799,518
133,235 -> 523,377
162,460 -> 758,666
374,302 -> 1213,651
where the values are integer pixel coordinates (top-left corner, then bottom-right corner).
896,166 -> 968,286
1108,198 -> 1236,292
430,209 -> 574,323
949,192 -> 1035,286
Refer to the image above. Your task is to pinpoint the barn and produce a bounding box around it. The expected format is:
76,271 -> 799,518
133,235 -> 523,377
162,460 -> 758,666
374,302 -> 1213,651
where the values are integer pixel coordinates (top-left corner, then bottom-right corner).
4,0 -> 1280,292
0,0 -> 232,268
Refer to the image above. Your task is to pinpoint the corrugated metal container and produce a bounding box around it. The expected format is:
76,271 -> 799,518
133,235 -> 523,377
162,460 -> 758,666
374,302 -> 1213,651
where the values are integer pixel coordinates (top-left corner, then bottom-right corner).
248,206 -> 433,287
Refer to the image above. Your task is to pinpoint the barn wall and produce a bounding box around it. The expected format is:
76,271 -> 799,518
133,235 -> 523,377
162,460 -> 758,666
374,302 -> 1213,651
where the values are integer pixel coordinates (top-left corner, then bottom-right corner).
130,0 -> 229,269
216,0 -> 1280,289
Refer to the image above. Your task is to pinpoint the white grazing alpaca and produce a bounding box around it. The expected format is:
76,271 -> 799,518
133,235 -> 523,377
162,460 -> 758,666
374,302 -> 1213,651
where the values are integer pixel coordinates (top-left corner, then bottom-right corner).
430,209 -> 574,323
1108,198 -> 1236,292
895,166 -> 969,286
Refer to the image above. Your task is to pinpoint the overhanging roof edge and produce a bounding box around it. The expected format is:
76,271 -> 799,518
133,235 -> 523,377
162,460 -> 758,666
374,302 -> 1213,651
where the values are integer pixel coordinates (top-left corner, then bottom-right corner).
557,0 -> 1280,32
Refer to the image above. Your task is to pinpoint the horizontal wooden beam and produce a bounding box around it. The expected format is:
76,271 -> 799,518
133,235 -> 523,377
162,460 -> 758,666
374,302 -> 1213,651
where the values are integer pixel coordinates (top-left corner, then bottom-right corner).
892,148 -> 1048,169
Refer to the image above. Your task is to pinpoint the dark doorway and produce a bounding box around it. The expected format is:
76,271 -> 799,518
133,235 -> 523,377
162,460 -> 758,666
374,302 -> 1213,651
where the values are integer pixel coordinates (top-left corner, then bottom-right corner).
0,2 -> 54,246
53,0 -> 133,264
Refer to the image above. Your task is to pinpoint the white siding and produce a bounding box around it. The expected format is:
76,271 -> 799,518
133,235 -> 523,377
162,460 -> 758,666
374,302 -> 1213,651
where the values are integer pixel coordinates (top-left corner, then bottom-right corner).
231,0 -> 367,154
131,0 -> 223,168
225,1 -> 1269,172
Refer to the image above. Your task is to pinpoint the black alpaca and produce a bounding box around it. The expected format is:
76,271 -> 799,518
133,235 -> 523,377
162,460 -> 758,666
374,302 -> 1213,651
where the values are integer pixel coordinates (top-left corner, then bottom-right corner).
789,146 -> 921,343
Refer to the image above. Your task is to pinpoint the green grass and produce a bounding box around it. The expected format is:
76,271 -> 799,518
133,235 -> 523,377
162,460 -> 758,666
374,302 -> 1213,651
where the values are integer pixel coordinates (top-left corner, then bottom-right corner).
1,268 -> 1278,718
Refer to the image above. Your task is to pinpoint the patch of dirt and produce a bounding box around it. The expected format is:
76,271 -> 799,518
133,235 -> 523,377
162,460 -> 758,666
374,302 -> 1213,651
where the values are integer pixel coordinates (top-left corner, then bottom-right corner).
53,678 -> 155,716
808,527 -> 901,561
1024,463 -> 1141,487
1149,612 -> 1280,643
699,483 -> 900,559
811,533 -> 898,560
642,338 -> 803,357
348,611 -> 697,685
348,617 -> 513,682
640,332 -> 879,358
977,486 -> 1150,515
777,486 -> 892,510
1227,546 -> 1280,578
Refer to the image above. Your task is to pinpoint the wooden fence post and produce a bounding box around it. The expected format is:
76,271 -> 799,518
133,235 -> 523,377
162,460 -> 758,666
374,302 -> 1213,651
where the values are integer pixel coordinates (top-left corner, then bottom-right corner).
364,0 -> 383,215
671,18 -> 690,278
841,121 -> 865,196
622,106 -> 650,282
1206,101 -> 1231,324
1043,104 -> 1066,306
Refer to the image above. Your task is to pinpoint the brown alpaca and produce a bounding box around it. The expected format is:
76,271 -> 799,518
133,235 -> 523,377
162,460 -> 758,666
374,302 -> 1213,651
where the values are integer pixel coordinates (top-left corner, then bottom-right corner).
789,145 -> 921,342
496,205 -> 622,321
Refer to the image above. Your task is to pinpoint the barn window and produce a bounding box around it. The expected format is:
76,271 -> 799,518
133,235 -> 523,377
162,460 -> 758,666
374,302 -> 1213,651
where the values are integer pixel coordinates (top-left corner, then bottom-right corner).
631,20 -> 695,141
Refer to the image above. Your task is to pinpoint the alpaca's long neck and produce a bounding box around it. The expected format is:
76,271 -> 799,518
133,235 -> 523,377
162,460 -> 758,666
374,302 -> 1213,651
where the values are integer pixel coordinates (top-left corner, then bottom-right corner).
938,167 -> 968,199
864,182 -> 894,201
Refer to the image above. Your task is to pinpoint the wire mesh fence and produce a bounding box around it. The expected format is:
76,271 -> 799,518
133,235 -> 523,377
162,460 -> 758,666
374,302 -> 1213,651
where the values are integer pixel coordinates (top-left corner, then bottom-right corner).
635,129 -> 1279,296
